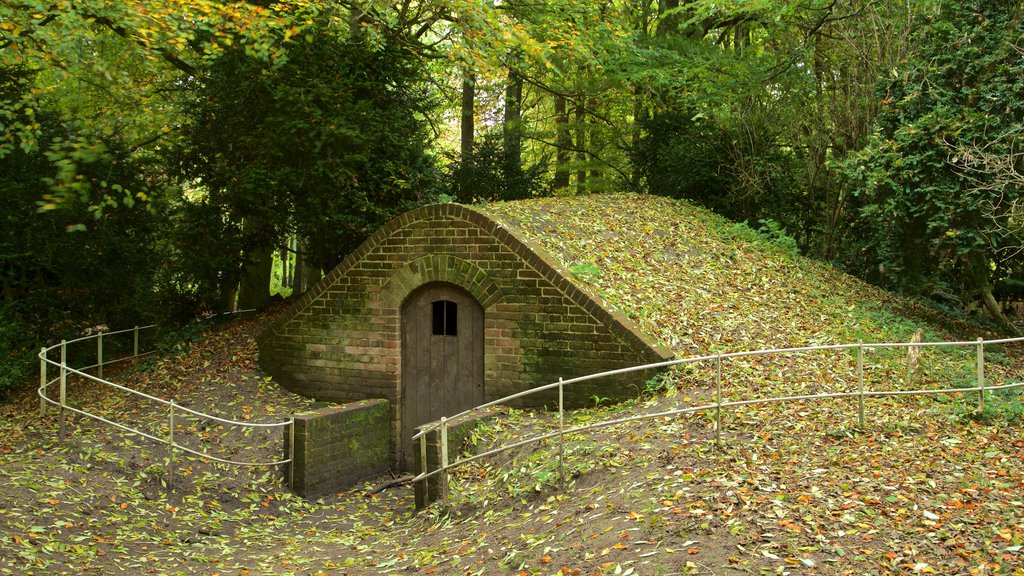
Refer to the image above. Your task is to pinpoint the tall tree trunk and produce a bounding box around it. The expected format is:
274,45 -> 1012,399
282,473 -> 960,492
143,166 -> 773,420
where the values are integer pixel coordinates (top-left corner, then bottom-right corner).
237,245 -> 273,311
553,94 -> 570,190
220,278 -> 236,313
460,72 -> 476,161
657,0 -> 681,37
504,67 -> 523,168
306,262 -> 322,287
280,244 -> 290,290
588,96 -> 603,186
292,243 -> 306,295
348,2 -> 364,37
630,92 -> 645,190
575,99 -> 587,192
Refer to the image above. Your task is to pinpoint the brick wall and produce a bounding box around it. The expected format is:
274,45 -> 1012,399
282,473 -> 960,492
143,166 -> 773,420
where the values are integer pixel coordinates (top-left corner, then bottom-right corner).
288,399 -> 391,498
259,203 -> 673,469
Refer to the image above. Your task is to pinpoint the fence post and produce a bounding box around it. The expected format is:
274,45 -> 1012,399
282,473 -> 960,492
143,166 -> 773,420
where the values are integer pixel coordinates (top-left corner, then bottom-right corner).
59,340 -> 67,441
439,417 -> 449,501
168,400 -> 175,490
133,326 -> 140,358
976,337 -> 985,413
288,418 -> 295,488
97,332 -> 104,379
558,377 -> 565,485
857,340 -> 865,429
715,353 -> 722,450
39,347 -> 47,417
419,433 -> 428,479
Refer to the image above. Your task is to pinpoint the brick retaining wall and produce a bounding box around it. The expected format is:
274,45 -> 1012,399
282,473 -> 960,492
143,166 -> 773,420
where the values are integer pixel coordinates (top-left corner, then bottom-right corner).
288,399 -> 391,498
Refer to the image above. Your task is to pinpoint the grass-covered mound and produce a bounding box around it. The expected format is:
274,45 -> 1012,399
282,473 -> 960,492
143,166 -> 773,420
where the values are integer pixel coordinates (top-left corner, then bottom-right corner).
1,193 -> 1021,575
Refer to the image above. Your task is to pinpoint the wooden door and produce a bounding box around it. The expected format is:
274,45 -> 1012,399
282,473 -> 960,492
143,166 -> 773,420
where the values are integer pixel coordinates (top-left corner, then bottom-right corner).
401,283 -> 484,469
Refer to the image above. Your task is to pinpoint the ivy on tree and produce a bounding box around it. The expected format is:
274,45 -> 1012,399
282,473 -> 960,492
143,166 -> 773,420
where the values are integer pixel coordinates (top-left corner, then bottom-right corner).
846,0 -> 1024,332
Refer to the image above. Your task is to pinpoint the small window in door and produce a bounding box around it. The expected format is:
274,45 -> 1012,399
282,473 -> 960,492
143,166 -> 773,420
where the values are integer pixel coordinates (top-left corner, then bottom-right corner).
432,300 -> 458,336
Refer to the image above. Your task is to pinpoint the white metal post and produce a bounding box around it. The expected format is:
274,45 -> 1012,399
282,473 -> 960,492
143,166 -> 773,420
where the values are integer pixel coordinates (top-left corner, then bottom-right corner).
439,417 -> 449,470
97,332 -> 104,379
857,340 -> 865,429
419,433 -> 428,478
439,417 -> 449,501
168,400 -> 175,490
715,353 -> 722,449
39,347 -> 47,417
977,338 -> 985,413
288,419 -> 295,488
59,340 -> 67,441
558,377 -> 565,485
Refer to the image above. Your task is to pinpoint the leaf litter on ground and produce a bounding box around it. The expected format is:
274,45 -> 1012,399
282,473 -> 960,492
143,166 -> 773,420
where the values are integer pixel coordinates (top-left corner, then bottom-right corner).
1,193 -> 1022,575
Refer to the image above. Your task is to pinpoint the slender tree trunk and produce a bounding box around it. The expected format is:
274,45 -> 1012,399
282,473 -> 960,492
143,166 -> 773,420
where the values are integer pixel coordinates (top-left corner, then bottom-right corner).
292,244 -> 305,295
306,262 -> 322,287
460,72 -> 476,161
575,99 -> 587,192
280,245 -> 290,290
504,67 -> 523,168
348,2 -> 364,37
588,96 -> 603,186
630,92 -> 645,190
553,94 -> 570,190
220,278 -> 236,313
657,0 -> 681,37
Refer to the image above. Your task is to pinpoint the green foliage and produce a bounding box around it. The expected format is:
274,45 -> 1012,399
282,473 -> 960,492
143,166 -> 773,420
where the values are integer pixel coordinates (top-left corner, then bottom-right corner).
845,0 -> 1024,297
949,378 -> 1024,425
720,219 -> 800,257
153,194 -> 245,316
754,219 -> 800,256
448,132 -> 549,204
0,65 -> 175,395
178,25 -> 442,273
0,307 -> 32,400
633,108 -> 809,247
568,261 -> 602,282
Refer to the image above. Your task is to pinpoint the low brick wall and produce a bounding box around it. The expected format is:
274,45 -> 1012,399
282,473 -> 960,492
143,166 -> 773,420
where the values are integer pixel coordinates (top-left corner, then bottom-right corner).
288,399 -> 391,498
413,406 -> 505,509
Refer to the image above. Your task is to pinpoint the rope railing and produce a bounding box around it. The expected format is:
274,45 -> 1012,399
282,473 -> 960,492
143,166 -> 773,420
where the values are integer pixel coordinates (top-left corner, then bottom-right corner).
37,315 -> 295,488
412,335 -> 1024,495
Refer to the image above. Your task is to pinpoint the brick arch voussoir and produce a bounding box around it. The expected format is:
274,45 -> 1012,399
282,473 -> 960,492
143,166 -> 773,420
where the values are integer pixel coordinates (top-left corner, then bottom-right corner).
382,254 -> 502,310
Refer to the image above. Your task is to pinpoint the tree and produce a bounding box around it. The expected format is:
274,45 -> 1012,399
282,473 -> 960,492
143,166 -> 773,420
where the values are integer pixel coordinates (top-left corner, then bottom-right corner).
0,0 -> 318,209
176,24 -> 440,308
846,0 -> 1024,331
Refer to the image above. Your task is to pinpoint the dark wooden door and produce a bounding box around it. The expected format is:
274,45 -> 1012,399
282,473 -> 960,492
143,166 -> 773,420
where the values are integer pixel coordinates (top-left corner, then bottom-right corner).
401,283 -> 484,469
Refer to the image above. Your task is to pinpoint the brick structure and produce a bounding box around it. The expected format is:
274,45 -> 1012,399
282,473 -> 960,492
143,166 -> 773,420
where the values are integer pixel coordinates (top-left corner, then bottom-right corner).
288,399 -> 391,498
259,203 -> 673,470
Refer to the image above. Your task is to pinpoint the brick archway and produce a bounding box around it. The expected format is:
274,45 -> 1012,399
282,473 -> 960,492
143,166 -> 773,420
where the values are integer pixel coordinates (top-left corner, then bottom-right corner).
381,254 -> 502,311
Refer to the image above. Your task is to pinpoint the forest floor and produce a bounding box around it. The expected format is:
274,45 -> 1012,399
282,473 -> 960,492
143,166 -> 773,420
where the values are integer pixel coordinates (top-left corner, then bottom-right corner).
0,308 -> 1022,575
2,194 -> 1024,575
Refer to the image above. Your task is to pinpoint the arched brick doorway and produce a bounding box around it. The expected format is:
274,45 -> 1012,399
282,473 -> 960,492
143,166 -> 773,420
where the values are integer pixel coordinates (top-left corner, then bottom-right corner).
400,282 -> 484,469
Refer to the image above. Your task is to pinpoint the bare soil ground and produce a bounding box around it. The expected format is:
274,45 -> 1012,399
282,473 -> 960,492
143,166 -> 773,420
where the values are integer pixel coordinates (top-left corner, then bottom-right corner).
1,310 -> 1022,575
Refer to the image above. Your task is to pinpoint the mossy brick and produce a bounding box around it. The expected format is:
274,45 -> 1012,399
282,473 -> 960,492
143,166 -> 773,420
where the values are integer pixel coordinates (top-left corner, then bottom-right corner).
257,202 -> 673,472
288,399 -> 391,498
